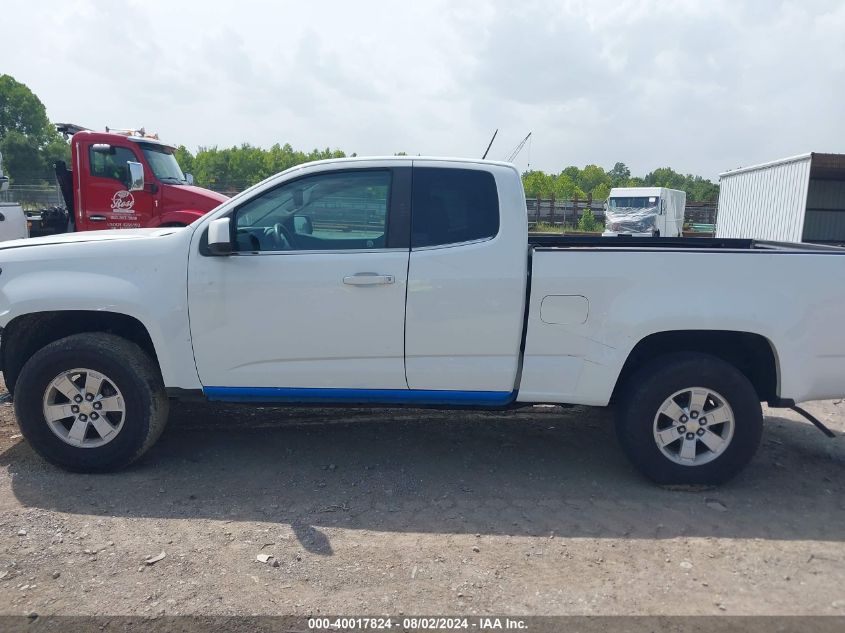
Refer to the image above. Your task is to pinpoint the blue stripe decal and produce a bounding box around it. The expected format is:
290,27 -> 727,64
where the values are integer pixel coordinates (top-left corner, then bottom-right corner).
203,387 -> 516,406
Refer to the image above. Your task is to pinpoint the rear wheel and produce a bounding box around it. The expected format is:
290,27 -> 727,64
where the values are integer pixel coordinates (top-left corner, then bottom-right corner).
14,333 -> 169,472
615,353 -> 763,485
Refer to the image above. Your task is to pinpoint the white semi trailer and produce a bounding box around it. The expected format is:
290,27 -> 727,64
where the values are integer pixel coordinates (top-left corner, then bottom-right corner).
602,187 -> 686,237
716,152 -> 845,245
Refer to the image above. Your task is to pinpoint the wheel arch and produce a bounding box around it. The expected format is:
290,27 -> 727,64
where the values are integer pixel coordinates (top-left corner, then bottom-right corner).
611,330 -> 780,405
146,210 -> 205,228
1,311 -> 160,395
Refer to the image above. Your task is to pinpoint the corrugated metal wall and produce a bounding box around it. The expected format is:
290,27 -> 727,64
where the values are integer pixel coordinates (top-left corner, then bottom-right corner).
716,156 -> 812,241
803,179 -> 845,242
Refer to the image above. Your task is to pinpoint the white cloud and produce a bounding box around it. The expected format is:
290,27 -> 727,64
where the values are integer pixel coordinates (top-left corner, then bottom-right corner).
2,0 -> 843,179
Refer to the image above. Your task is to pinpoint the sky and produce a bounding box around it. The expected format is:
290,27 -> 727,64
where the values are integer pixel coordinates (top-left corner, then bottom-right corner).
2,0 -> 844,180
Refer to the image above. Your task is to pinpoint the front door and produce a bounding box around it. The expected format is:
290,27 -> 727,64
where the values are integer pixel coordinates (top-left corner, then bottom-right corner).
187,166 -> 411,397
82,143 -> 155,230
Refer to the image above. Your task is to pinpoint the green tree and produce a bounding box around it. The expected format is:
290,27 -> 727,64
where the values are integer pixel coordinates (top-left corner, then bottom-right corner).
561,165 -> 581,184
174,145 -> 195,176
592,182 -> 611,200
577,207 -> 601,232
608,162 -> 630,187
522,163 -> 718,203
578,164 -> 611,195
0,75 -> 68,183
183,143 -> 346,191
0,130 -> 44,182
0,75 -> 54,143
42,135 -> 70,169
552,173 -> 578,199
521,170 -> 554,197
644,167 -> 686,190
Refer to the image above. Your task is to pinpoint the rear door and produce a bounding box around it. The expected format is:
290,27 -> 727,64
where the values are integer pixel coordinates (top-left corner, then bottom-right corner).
81,143 -> 155,230
404,162 -> 527,397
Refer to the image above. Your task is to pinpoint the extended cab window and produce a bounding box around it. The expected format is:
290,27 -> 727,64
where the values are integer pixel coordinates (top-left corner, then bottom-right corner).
233,170 -> 391,252
89,146 -> 138,183
411,167 -> 499,247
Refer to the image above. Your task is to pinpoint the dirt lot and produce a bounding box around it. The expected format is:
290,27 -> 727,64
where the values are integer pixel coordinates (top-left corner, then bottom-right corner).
0,388 -> 843,617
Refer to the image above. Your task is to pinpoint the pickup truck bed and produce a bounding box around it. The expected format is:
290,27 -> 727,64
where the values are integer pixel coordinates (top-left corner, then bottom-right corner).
1,156 -> 843,484
528,234 -> 845,250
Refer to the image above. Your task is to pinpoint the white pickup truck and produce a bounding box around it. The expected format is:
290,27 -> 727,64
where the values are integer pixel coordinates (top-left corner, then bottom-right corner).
1,157 -> 844,484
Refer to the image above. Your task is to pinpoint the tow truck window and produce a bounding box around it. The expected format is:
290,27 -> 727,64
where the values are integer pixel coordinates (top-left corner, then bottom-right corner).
89,146 -> 138,183
140,144 -> 186,184
411,167 -> 499,247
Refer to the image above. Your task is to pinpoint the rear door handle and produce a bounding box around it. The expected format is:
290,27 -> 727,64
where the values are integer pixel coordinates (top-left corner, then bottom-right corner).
343,273 -> 395,286
89,215 -> 107,221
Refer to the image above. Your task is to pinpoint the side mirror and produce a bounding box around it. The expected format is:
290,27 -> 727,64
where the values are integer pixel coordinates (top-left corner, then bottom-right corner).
185,173 -> 195,186
127,161 -> 144,191
293,215 -> 313,235
207,217 -> 232,256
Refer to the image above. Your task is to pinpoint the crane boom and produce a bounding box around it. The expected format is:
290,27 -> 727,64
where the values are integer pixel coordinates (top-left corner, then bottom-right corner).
506,132 -> 532,162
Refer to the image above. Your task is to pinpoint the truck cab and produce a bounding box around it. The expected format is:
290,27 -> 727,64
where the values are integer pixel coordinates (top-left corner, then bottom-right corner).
55,125 -> 227,231
603,186 -> 686,237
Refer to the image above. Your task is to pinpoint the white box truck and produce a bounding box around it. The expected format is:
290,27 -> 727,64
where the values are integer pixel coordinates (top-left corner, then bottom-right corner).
716,152 -> 845,245
602,187 -> 686,237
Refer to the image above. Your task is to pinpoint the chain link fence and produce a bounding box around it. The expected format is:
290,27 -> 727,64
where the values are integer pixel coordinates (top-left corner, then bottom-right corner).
0,184 -> 64,210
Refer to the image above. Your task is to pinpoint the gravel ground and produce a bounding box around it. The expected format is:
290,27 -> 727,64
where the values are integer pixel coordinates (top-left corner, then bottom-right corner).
0,386 -> 843,617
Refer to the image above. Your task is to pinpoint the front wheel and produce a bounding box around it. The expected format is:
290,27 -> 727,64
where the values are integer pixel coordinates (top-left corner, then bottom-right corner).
14,333 -> 169,472
615,353 -> 763,485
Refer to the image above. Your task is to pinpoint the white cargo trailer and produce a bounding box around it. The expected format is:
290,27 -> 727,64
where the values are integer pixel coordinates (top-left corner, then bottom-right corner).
716,153 -> 845,244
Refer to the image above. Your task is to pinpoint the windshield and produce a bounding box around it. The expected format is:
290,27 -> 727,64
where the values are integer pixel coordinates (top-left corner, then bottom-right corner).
608,196 -> 659,209
140,143 -> 186,184
605,195 -> 661,233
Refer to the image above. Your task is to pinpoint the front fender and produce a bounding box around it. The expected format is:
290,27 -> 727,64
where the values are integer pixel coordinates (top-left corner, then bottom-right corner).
0,232 -> 202,390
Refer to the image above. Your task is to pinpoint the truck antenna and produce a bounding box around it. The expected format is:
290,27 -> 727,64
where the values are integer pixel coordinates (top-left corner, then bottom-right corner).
482,129 -> 498,160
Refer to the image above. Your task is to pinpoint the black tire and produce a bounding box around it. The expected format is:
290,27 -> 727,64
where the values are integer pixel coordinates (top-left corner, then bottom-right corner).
616,352 -> 763,485
14,333 -> 169,472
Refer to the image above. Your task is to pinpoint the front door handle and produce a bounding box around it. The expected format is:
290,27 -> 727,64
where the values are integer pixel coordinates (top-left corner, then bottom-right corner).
343,273 -> 395,286
89,215 -> 107,222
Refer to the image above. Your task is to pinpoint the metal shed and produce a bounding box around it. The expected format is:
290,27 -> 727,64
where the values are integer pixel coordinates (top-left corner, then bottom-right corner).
716,152 -> 845,244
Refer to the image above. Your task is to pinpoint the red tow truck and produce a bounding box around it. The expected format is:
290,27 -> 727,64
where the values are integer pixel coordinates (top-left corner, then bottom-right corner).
42,124 -> 227,234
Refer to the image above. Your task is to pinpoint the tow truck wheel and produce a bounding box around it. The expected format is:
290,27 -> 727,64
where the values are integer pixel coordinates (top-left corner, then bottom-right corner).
615,352 -> 763,485
14,333 -> 169,472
